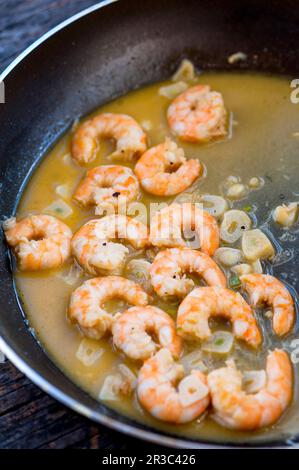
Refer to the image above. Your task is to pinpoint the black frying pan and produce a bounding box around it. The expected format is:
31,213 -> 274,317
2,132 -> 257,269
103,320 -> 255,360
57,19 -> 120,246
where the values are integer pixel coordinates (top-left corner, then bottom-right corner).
0,0 -> 299,448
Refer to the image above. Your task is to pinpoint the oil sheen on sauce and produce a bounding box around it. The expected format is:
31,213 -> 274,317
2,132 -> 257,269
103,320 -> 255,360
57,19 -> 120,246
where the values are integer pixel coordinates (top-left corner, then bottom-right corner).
15,72 -> 299,443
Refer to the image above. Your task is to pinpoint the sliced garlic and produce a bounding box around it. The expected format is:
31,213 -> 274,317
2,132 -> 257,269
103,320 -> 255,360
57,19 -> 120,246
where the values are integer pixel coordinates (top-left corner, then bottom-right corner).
180,350 -> 207,374
57,263 -> 83,286
159,81 -> 188,99
242,370 -> 267,394
2,216 -> 16,231
201,331 -> 234,355
225,175 -> 240,186
242,229 -> 275,261
172,59 -> 195,82
220,210 -> 252,243
55,184 -> 72,199
214,247 -> 243,267
264,310 -> 273,319
251,258 -> 263,274
126,259 -> 152,292
272,202 -> 298,227
62,153 -> 72,165
99,374 -> 123,401
140,120 -> 152,131
231,263 -> 252,276
226,183 -> 248,200
117,364 -> 137,392
173,191 -> 193,205
45,199 -> 73,219
178,374 -> 209,406
196,194 -> 228,218
249,177 -> 264,189
76,339 -> 103,367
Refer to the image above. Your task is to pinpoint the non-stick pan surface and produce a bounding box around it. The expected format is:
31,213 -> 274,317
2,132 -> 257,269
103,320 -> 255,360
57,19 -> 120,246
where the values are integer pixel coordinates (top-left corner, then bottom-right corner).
0,0 -> 299,448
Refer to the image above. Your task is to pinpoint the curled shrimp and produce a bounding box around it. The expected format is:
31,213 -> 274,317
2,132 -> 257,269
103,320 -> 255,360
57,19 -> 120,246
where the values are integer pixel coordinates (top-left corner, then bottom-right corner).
3,215 -> 72,271
167,85 -> 227,142
150,203 -> 220,256
149,247 -> 226,298
73,165 -> 139,213
71,113 -> 147,164
177,286 -> 262,347
112,305 -> 183,361
241,274 -> 295,336
137,348 -> 210,424
134,139 -> 202,196
69,276 -> 149,339
71,215 -> 149,276
207,349 -> 293,430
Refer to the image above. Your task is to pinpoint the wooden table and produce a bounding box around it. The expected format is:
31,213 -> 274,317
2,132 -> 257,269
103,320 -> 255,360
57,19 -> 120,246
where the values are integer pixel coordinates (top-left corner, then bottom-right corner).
0,0 -> 159,450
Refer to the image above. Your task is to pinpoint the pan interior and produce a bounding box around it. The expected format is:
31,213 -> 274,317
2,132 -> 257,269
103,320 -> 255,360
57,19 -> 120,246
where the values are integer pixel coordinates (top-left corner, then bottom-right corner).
14,70 -> 299,445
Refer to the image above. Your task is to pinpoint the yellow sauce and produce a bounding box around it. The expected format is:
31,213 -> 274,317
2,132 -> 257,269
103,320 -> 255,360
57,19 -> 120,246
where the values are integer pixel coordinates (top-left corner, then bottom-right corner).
15,72 -> 299,443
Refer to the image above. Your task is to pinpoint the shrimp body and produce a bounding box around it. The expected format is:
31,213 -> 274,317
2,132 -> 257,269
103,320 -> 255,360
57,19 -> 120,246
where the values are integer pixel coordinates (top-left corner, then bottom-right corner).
167,85 -> 227,142
137,348 -> 210,424
241,274 -> 295,336
71,215 -> 149,276
69,276 -> 149,339
150,247 -> 226,298
73,165 -> 139,212
177,286 -> 261,347
4,215 -> 72,271
72,113 -> 147,164
150,203 -> 220,256
112,306 -> 183,361
134,139 -> 202,196
207,349 -> 292,430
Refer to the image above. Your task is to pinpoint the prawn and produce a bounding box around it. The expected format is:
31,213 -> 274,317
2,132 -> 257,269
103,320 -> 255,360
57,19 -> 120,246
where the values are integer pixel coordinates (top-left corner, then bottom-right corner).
69,276 -> 149,339
149,247 -> 226,298
167,85 -> 227,142
71,215 -> 149,276
73,165 -> 139,213
137,348 -> 210,424
112,305 -> 183,361
149,203 -> 220,256
177,286 -> 262,347
241,274 -> 295,336
134,139 -> 202,196
3,215 -> 72,271
71,113 -> 147,164
207,349 -> 293,430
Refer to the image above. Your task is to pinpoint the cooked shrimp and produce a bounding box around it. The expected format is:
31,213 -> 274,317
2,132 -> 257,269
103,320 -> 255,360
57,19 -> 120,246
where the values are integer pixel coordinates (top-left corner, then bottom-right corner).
3,215 -> 72,271
207,349 -> 292,430
150,247 -> 226,298
71,113 -> 147,164
137,348 -> 210,424
134,139 -> 202,196
167,85 -> 227,142
150,203 -> 219,255
71,215 -> 149,275
73,165 -> 139,212
69,276 -> 149,339
112,306 -> 182,361
177,286 -> 261,347
241,274 -> 295,336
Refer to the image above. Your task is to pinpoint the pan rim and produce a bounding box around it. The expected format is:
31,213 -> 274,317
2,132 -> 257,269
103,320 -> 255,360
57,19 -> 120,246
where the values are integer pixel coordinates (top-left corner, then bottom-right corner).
0,0 -> 297,449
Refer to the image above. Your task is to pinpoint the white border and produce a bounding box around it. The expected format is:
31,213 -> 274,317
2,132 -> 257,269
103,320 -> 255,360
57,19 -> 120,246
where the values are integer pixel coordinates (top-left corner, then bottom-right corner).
0,0 -> 287,449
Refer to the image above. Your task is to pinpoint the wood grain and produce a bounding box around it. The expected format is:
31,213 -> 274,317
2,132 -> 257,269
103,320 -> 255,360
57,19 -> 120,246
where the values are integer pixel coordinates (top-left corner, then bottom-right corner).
0,0 -> 160,450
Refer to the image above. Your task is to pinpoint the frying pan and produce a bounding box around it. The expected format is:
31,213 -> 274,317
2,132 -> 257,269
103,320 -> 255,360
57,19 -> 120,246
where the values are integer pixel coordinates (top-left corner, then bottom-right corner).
0,0 -> 299,448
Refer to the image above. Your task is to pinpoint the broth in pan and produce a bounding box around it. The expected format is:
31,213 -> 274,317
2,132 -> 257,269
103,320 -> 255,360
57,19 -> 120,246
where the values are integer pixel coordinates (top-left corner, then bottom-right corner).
5,65 -> 299,443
